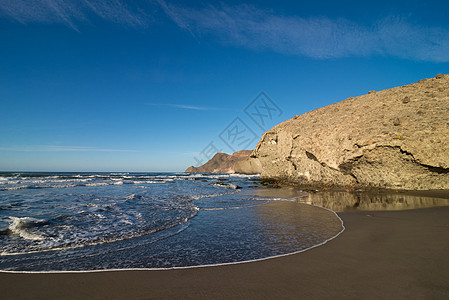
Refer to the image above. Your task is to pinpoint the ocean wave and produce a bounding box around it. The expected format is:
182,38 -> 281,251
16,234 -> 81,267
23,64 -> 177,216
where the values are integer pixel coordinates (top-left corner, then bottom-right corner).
5,217 -> 47,241
0,196 -> 200,257
0,172 -> 263,262
0,179 -> 171,191
0,183 -> 79,191
131,180 -> 168,184
83,183 -> 109,187
0,210 -> 198,257
0,186 -> 29,191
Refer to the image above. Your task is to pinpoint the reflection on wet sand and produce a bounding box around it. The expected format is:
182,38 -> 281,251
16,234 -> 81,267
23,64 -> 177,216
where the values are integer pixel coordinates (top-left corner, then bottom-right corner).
254,201 -> 343,251
299,191 -> 449,212
254,187 -> 449,212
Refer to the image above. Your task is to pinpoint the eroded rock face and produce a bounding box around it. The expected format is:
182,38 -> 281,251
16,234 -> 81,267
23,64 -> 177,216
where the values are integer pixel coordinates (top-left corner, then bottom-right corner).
234,157 -> 262,174
185,150 -> 258,173
253,74 -> 449,190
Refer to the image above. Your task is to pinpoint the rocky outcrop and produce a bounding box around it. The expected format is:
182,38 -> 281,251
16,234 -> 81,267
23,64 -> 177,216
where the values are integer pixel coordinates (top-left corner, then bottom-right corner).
234,157 -> 262,174
253,74 -> 449,190
185,150 -> 259,173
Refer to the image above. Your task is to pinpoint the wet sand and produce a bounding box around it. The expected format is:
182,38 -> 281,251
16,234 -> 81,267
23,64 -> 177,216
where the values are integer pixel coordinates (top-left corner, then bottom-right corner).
1,203 -> 449,299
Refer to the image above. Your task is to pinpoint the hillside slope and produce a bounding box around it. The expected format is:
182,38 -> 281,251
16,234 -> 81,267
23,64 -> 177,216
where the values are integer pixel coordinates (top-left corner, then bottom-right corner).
185,150 -> 255,173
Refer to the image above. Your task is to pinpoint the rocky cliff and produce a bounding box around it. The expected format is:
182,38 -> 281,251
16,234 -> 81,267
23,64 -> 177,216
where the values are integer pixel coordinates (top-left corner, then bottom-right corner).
252,74 -> 449,190
185,150 -> 258,173
234,157 -> 262,174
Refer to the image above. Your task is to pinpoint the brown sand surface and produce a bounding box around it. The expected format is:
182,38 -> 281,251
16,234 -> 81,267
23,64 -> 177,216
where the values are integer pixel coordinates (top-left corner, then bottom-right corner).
1,206 -> 449,299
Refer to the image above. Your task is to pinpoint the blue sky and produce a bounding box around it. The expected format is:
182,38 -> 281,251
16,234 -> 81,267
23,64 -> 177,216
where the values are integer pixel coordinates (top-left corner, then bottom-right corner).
1,0 -> 448,172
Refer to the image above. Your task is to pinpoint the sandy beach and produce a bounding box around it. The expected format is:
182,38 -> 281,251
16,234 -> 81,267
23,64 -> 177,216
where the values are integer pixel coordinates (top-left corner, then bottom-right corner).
1,200 -> 448,299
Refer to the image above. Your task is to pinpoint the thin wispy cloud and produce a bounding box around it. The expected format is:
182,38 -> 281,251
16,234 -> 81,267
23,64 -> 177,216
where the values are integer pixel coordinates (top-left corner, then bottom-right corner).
158,2 -> 449,62
147,103 -> 222,111
0,145 -> 138,152
0,0 -> 153,30
155,0 -> 195,37
2,1 -> 449,62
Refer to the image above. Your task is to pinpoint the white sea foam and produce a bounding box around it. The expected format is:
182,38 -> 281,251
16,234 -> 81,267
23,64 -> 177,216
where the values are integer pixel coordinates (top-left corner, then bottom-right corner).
7,217 -> 45,241
1,183 -> 80,191
52,184 -> 78,189
120,219 -> 133,225
1,210 -> 197,257
6,180 -> 21,185
188,193 -> 227,200
84,183 -> 108,187
0,186 -> 26,191
29,179 -> 54,184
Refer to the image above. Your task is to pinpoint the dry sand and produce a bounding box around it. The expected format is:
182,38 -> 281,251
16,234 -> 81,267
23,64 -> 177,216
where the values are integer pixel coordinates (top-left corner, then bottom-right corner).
1,203 -> 448,299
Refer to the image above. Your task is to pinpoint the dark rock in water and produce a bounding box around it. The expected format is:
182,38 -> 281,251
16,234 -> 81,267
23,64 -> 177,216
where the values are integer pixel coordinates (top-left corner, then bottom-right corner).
252,74 -> 449,190
185,150 -> 259,174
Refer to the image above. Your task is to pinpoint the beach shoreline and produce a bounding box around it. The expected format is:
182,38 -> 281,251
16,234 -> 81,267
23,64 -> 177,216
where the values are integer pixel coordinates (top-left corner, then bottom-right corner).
1,193 -> 448,299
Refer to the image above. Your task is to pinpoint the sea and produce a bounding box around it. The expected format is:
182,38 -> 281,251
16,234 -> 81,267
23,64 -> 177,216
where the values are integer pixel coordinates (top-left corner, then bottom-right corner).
0,172 -> 343,272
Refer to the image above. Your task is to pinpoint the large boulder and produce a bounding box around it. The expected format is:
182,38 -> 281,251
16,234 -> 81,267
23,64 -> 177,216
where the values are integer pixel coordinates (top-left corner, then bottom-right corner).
185,150 -> 256,173
253,74 -> 449,190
